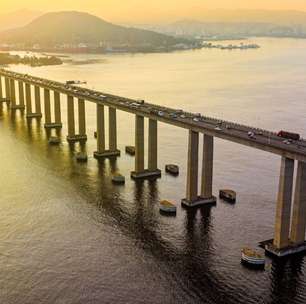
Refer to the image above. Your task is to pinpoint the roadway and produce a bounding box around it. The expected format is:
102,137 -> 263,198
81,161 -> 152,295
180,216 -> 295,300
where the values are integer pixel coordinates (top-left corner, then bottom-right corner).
1,68 -> 306,162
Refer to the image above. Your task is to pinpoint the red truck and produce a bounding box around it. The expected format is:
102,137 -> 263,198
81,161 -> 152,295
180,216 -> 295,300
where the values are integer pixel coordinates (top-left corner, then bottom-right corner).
277,130 -> 300,141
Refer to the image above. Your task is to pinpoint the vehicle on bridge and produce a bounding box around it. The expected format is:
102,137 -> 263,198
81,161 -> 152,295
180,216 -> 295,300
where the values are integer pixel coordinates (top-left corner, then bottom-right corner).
277,130 -> 300,141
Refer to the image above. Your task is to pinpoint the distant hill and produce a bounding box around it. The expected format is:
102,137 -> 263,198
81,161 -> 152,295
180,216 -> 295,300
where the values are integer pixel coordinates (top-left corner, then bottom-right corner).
185,9 -> 306,25
132,10 -> 306,40
0,11 -> 194,51
0,9 -> 42,31
151,20 -> 306,39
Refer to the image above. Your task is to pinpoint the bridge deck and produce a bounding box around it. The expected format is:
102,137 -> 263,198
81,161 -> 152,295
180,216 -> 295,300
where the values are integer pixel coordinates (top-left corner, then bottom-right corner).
1,68 -> 306,162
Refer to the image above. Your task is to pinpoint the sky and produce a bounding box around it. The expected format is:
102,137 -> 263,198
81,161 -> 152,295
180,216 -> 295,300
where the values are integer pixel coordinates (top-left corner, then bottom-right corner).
1,0 -> 306,23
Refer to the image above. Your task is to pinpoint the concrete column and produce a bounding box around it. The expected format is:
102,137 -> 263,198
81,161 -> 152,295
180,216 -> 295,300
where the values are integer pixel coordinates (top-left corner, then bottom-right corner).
5,77 -> 10,101
0,76 -> 3,100
109,107 -> 117,151
135,115 -> 145,173
25,83 -> 33,116
78,98 -> 86,136
44,89 -> 52,126
18,81 -> 25,107
290,161 -> 306,245
95,104 -> 105,155
273,157 -> 294,249
10,79 -> 16,107
34,86 -> 42,115
185,130 -> 199,202
54,91 -> 62,125
67,95 -> 75,138
148,119 -> 158,171
201,134 -> 214,199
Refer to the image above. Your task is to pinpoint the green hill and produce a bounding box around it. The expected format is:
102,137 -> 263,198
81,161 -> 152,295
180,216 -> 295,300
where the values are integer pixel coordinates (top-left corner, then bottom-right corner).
0,11 -> 193,50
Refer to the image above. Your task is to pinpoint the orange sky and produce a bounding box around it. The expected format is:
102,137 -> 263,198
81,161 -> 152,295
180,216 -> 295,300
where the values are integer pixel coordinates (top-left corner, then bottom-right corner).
2,0 -> 306,22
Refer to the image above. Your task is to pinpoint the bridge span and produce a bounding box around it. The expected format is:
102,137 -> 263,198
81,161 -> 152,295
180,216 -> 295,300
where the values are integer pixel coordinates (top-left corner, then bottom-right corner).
0,68 -> 305,258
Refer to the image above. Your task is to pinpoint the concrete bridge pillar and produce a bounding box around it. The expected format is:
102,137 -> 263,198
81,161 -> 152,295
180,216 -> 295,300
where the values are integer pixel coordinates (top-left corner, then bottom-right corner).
66,95 -> 87,142
5,77 -> 10,102
78,98 -> 86,136
66,95 -> 76,142
42,90 -> 62,128
54,91 -> 62,127
18,81 -> 25,108
0,76 -> 7,103
290,161 -> 306,245
94,104 -> 106,158
94,105 -> 120,159
148,119 -> 158,171
10,79 -> 16,108
26,84 -> 41,118
133,115 -> 145,174
0,76 -> 3,101
200,134 -> 216,203
182,131 -> 216,208
10,79 -> 25,110
34,86 -> 42,117
44,89 -> 52,127
109,107 -> 117,151
131,116 -> 161,179
273,157 -> 294,249
25,83 -> 32,116
183,130 -> 199,205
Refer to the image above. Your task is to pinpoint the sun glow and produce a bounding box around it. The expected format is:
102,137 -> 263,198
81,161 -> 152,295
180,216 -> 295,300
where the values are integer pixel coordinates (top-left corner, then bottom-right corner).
1,0 -> 306,23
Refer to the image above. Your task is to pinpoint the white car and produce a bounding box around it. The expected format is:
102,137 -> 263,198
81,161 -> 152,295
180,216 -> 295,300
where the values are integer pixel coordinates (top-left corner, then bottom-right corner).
193,117 -> 199,122
248,131 -> 256,139
158,111 -> 164,117
215,126 -> 222,131
283,139 -> 292,145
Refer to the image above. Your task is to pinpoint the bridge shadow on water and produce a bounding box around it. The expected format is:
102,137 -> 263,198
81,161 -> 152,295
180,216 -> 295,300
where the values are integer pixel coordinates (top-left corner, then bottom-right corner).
1,105 -> 305,304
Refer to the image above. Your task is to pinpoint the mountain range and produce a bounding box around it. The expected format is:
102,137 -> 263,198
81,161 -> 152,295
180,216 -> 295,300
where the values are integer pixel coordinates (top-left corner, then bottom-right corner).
0,11 -> 195,52
130,10 -> 306,39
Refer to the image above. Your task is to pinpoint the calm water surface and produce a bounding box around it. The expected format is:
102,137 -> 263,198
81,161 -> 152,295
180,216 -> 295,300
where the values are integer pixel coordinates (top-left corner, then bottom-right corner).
1,38 -> 306,303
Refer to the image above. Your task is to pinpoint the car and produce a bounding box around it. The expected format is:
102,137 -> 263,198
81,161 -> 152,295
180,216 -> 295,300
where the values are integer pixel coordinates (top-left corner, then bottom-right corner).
180,114 -> 186,119
248,131 -> 256,139
170,113 -> 178,118
283,139 -> 292,145
215,126 -> 222,131
193,117 -> 200,122
130,102 -> 140,108
158,111 -> 164,117
136,99 -> 145,104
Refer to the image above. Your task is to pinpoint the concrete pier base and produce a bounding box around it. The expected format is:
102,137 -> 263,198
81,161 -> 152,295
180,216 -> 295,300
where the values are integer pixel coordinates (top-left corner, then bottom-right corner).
66,134 -> 87,143
94,149 -> 121,159
44,122 -> 63,129
181,195 -> 217,208
10,105 -> 25,110
131,169 -> 161,180
264,239 -> 306,258
26,113 -> 42,118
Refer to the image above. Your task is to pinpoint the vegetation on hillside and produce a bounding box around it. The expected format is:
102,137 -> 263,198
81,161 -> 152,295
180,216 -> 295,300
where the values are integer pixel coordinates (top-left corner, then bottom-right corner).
0,53 -> 62,66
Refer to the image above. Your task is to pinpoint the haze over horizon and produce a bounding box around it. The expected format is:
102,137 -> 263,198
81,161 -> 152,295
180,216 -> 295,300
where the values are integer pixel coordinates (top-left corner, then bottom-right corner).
2,1 -> 306,23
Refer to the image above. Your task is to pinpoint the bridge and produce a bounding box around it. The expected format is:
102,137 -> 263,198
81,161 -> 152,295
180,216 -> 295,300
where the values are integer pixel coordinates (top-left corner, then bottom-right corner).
0,68 -> 305,258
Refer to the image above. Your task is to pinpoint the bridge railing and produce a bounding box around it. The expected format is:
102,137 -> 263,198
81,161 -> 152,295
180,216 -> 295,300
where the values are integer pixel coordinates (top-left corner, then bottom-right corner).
2,68 -> 306,144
